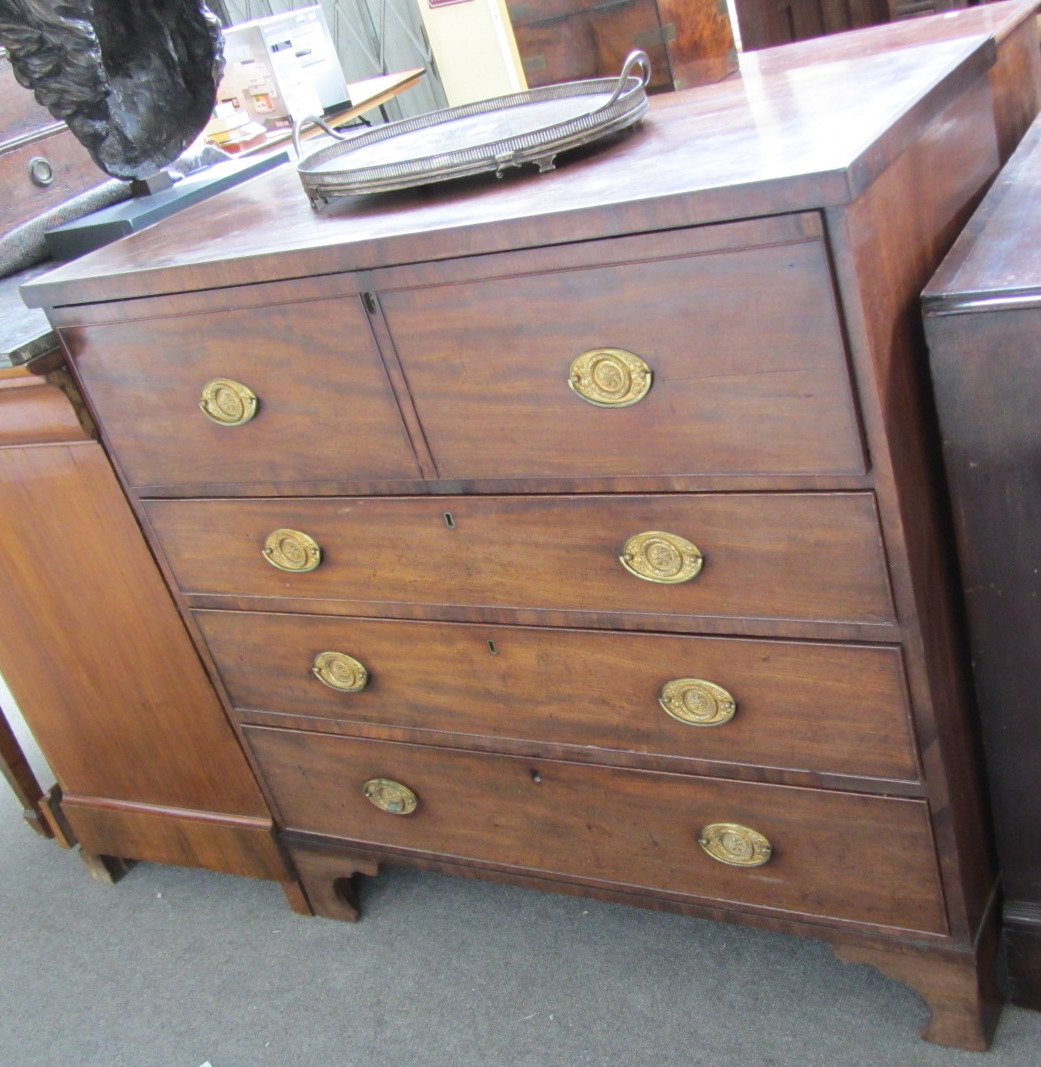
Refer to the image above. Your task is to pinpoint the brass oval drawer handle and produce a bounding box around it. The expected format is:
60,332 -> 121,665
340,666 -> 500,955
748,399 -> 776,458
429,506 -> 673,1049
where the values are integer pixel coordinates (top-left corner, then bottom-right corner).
312,651 -> 369,692
568,348 -> 653,407
620,530 -> 703,584
660,678 -> 736,727
698,823 -> 772,867
199,377 -> 258,426
262,528 -> 322,572
363,777 -> 418,815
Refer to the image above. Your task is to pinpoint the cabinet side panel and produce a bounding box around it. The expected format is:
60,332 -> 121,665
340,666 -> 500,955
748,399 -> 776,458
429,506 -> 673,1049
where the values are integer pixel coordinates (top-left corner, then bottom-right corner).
61,797 -> 288,880
824,75 -> 1001,941
926,308 -> 1041,909
0,439 -> 272,819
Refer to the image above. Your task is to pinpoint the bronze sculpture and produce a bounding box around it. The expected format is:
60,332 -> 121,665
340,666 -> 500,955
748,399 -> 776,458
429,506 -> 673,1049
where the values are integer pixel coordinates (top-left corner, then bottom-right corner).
0,0 -> 224,180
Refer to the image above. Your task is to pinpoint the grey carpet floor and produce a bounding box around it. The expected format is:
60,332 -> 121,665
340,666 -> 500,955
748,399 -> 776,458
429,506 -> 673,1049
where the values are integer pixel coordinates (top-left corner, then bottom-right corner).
4,784 -> 1041,1067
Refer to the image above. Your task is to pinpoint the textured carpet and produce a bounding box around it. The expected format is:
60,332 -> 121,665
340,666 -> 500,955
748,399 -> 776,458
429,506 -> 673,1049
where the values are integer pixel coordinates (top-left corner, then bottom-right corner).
4,780 -> 1041,1067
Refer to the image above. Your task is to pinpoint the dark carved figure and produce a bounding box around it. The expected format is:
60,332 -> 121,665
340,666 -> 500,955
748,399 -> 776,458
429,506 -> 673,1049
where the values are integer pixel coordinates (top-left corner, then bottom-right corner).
0,0 -> 224,180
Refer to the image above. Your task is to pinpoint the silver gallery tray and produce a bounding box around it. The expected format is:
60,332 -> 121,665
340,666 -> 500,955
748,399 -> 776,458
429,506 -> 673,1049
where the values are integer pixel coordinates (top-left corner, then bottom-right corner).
294,51 -> 651,205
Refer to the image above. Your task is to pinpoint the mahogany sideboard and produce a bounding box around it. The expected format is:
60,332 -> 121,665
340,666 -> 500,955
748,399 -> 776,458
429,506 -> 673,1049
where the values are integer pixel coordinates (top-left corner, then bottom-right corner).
16,29 -> 1030,1050
923,112 -> 1041,1012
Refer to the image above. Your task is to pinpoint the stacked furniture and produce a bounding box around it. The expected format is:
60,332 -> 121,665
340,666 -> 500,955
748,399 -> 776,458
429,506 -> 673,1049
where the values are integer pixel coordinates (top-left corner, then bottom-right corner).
0,64 -> 295,895
12,7 -> 1041,1047
0,51 -> 104,239
923,112 -> 1041,1012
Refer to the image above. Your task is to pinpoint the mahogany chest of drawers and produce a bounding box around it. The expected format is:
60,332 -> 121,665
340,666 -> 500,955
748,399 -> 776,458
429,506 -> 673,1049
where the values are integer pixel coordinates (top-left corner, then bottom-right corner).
21,32 -> 1020,1049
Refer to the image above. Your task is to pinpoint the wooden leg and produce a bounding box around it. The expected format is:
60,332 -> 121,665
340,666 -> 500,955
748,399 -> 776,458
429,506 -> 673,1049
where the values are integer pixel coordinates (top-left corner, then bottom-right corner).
38,786 -> 76,848
78,850 -> 135,884
287,842 -> 380,922
0,703 -> 52,838
830,923 -> 1001,1051
281,879 -> 315,917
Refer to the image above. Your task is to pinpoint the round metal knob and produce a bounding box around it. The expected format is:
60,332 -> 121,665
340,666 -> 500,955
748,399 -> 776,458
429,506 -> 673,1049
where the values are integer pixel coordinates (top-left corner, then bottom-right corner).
660,678 -> 736,727
362,778 -> 418,815
262,528 -> 322,572
312,651 -> 369,692
568,348 -> 652,407
27,156 -> 54,186
620,531 -> 703,584
698,823 -> 772,867
199,378 -> 258,426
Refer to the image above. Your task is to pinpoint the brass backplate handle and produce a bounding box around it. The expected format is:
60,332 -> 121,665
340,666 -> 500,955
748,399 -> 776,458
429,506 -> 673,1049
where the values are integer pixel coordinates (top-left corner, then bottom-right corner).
569,348 -> 652,407
363,778 -> 418,815
660,678 -> 736,726
698,823 -> 772,867
199,377 -> 258,426
620,530 -> 703,583
262,528 -> 322,572
312,651 -> 369,692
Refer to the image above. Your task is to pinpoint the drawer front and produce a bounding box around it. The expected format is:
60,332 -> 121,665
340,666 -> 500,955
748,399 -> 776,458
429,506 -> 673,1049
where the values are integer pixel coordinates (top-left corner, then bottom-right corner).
200,611 -> 918,781
65,295 -> 421,489
147,492 -> 895,627
0,127 -> 106,234
245,727 -> 945,933
380,232 -> 865,479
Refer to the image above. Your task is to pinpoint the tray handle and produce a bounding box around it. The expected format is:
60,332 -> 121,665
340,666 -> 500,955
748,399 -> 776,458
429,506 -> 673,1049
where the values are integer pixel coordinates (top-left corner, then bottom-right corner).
292,115 -> 350,158
600,51 -> 652,112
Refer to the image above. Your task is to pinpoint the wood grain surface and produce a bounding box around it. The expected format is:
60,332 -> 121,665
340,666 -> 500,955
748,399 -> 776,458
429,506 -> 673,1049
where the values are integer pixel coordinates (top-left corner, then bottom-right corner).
145,492 -> 895,629
197,610 -> 919,781
246,725 -> 946,934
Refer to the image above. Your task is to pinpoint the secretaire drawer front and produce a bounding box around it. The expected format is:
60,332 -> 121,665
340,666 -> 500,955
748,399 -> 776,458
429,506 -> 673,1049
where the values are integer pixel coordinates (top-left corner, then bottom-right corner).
201,612 -> 918,781
65,296 -> 421,488
245,728 -> 945,933
380,233 -> 865,479
147,493 -> 895,627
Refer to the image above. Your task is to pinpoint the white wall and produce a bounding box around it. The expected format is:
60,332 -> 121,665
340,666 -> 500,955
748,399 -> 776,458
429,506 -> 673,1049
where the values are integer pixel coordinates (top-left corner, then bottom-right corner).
0,672 -> 51,786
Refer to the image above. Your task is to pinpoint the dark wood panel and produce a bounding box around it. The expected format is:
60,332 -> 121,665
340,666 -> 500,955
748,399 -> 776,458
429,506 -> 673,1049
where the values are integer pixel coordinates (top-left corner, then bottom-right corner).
509,0 -> 736,92
925,307 -> 1041,900
382,231 -> 865,479
734,0 -> 890,53
923,115 -> 1041,310
65,291 -> 422,489
246,726 -> 946,933
145,492 -> 896,628
923,106 -> 1041,1005
197,611 -> 919,781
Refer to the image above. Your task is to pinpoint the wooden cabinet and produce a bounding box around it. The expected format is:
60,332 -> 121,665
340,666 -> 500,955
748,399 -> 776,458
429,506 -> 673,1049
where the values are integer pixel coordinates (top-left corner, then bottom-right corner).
0,52 -> 107,235
923,113 -> 1041,1012
0,361 -> 292,883
732,0 -> 891,52
506,0 -> 736,92
20,25 -> 1035,1050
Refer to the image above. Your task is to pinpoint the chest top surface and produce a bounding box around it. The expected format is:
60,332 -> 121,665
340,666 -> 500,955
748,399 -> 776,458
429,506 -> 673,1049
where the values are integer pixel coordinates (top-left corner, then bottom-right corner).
21,35 -> 994,310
